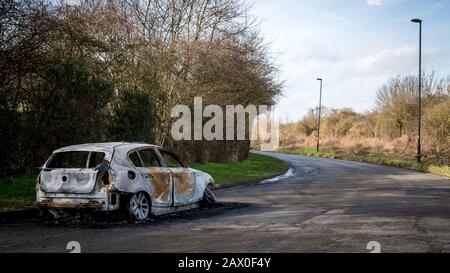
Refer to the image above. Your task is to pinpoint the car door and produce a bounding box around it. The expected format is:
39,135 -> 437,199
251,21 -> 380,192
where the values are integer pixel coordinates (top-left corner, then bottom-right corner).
129,148 -> 173,207
157,149 -> 197,206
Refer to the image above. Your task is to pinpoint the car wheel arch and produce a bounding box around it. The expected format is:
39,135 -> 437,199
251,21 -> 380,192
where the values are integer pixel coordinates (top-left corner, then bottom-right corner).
129,191 -> 152,220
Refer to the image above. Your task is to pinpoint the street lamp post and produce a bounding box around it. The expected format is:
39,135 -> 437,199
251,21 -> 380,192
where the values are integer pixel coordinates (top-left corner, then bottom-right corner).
316,78 -> 323,152
411,18 -> 422,163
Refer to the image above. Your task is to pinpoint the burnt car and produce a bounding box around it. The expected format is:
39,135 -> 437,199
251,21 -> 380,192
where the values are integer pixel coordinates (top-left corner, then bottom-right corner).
36,142 -> 216,220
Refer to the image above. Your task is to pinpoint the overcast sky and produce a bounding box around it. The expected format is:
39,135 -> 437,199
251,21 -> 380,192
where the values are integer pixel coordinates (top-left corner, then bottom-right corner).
248,0 -> 450,122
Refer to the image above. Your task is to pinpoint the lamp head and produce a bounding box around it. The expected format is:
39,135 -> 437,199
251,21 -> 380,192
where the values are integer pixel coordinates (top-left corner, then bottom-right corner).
411,18 -> 422,23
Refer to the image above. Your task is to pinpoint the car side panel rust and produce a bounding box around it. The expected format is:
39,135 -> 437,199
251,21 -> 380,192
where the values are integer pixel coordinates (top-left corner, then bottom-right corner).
143,167 -> 171,201
173,171 -> 194,194
172,169 -> 196,206
171,168 -> 212,206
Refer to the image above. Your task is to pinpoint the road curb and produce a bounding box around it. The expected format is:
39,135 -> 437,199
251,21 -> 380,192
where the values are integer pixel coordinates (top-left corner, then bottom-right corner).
278,150 -> 450,178
212,164 -> 291,190
0,207 -> 38,223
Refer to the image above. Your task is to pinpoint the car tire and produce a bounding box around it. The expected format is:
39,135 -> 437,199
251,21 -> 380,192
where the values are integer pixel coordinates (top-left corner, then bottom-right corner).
129,192 -> 151,221
200,186 -> 216,207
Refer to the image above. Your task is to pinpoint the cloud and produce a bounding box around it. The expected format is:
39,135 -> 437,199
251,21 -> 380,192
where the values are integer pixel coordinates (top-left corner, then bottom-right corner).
351,45 -> 447,76
293,41 -> 342,64
367,0 -> 382,5
250,0 -> 450,121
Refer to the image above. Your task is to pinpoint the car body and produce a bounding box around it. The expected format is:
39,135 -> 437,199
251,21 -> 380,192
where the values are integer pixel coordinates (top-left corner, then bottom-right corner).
36,142 -> 215,220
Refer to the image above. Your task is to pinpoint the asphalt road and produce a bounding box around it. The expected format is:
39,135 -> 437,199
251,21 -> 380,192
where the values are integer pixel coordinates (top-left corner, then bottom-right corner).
1,151 -> 450,253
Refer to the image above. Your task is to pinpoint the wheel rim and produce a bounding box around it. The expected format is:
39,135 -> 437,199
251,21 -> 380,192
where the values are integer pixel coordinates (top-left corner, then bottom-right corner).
130,192 -> 150,220
204,188 -> 216,203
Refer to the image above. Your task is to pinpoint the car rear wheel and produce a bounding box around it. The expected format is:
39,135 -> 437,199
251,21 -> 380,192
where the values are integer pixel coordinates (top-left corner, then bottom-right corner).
129,192 -> 151,221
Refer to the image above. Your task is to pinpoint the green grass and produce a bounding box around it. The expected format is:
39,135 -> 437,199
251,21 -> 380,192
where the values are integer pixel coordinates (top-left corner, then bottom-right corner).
190,153 -> 289,186
279,147 -> 450,178
0,176 -> 36,211
0,153 -> 288,211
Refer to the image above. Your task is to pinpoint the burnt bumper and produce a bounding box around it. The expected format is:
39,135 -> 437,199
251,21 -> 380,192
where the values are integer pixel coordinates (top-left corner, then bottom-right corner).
37,200 -> 103,210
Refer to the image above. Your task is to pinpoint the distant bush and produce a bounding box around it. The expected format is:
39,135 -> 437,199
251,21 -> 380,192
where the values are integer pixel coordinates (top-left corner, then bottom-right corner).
424,98 -> 450,152
279,73 -> 450,165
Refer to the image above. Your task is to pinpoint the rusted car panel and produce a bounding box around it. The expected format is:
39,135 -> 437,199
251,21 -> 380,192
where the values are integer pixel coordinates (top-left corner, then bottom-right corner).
36,189 -> 115,210
36,142 -> 215,219
171,168 -> 211,206
172,168 -> 196,205
38,199 -> 103,209
140,167 -> 173,206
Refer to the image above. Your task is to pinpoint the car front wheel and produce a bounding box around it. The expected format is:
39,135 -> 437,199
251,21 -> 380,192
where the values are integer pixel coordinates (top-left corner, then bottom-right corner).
200,186 -> 216,207
129,192 -> 151,221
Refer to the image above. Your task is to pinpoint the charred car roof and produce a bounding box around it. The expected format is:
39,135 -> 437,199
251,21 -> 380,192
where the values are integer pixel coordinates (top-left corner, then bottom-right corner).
53,142 -> 161,155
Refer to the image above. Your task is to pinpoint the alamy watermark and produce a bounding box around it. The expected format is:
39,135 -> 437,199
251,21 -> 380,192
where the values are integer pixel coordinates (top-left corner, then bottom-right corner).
170,97 -> 279,151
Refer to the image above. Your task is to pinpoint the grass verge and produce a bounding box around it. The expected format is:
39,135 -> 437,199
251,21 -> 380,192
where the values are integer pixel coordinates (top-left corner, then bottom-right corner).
0,176 -> 36,211
190,153 -> 289,186
278,147 -> 450,178
0,153 -> 288,211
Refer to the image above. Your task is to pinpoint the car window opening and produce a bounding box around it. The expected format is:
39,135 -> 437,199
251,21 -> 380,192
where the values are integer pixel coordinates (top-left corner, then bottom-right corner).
46,151 -> 106,169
